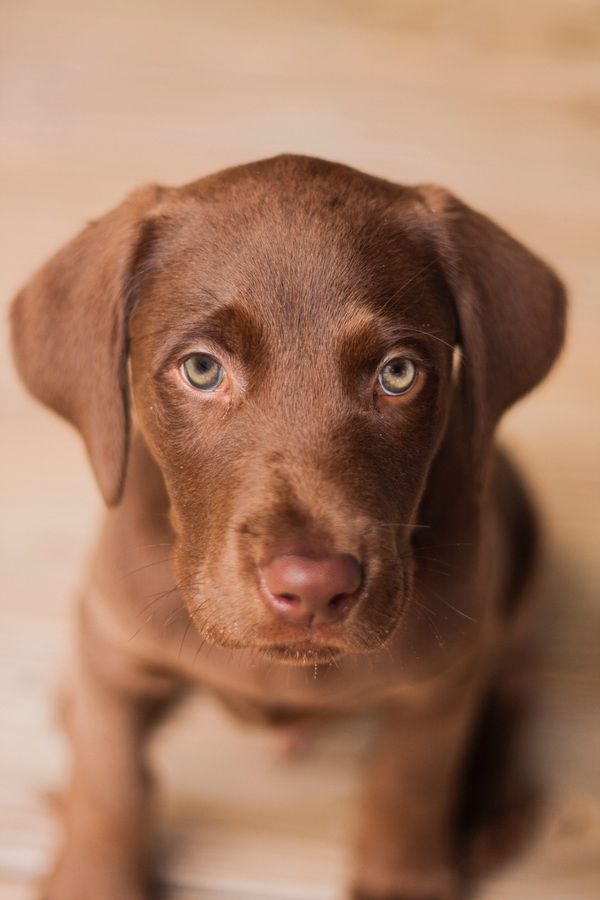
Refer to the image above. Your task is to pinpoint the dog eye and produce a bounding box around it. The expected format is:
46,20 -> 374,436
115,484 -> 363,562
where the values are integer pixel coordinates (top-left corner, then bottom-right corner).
181,353 -> 225,391
378,357 -> 417,395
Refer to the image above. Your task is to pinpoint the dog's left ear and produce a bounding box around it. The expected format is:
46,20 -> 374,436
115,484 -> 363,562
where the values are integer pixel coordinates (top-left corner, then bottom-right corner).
414,185 -> 567,486
10,184 -> 164,506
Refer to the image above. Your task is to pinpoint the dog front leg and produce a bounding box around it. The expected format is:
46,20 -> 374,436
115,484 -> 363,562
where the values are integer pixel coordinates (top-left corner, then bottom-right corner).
42,608 -> 184,900
351,690 -> 480,900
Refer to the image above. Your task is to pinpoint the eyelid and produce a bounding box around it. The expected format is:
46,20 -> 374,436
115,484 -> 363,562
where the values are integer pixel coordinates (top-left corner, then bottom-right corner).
179,351 -> 223,381
379,347 -> 428,371
151,325 -> 229,371
176,342 -> 226,367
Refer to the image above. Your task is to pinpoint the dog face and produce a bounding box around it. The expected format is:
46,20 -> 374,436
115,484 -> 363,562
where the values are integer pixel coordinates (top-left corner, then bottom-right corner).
10,155 -> 566,664
127,167 -> 457,661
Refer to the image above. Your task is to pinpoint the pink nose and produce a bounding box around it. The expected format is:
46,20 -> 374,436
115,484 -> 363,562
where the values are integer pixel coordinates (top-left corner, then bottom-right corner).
260,553 -> 363,626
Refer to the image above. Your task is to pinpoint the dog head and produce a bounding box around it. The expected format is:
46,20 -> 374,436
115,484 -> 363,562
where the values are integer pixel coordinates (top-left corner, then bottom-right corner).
11,155 -> 566,664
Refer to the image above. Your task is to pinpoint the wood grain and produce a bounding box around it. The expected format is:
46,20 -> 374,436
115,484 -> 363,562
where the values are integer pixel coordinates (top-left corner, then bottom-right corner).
1,1 -> 598,897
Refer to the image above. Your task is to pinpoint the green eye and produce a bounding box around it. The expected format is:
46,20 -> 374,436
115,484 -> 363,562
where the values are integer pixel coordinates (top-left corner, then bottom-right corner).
378,357 -> 417,396
181,353 -> 225,391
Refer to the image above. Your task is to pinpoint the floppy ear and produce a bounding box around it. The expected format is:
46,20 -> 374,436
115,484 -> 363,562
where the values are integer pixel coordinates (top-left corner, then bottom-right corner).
10,184 -> 163,506
415,185 -> 567,486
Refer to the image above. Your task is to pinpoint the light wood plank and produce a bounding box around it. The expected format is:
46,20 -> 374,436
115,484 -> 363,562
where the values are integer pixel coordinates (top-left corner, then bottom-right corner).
1,1 -> 598,897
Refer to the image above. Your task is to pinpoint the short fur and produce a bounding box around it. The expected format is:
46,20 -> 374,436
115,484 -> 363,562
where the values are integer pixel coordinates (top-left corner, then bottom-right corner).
10,155 -> 566,899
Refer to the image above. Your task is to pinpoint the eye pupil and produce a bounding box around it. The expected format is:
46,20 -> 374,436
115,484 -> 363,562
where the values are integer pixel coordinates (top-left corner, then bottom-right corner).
182,353 -> 225,391
378,357 -> 417,396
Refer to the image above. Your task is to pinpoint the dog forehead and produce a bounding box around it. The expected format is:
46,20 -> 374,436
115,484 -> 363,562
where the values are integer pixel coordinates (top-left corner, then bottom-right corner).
176,153 -> 409,206
130,157 -> 454,357
153,154 -> 423,264
144,169 -> 433,313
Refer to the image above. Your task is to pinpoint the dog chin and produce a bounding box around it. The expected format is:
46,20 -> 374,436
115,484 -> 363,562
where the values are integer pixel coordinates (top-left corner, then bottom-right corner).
259,643 -> 344,666
186,610 -> 347,664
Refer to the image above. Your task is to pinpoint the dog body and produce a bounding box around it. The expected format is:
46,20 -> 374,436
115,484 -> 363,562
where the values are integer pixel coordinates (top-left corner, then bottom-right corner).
11,155 -> 566,899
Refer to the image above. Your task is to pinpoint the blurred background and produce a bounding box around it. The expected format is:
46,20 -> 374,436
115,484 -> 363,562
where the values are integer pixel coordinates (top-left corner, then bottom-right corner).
1,1 -> 599,898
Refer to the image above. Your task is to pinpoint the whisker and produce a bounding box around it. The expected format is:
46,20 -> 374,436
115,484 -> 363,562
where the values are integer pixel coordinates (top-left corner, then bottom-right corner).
118,556 -> 177,580
411,596 -> 445,648
424,584 -> 478,623
396,327 -> 455,351
367,522 -> 431,529
127,614 -> 156,643
133,542 -> 175,551
377,261 -> 436,314
178,618 -> 193,659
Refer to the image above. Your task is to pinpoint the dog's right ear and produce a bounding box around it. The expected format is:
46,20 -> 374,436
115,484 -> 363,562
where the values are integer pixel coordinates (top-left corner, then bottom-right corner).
10,184 -> 164,506
413,185 -> 566,489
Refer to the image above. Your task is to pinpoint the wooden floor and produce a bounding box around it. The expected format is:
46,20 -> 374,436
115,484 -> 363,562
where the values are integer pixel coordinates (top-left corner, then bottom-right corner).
1,1 -> 599,897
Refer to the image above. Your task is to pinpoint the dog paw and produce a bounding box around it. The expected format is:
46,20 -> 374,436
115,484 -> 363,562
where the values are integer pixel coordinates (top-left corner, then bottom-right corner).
40,879 -> 150,900
461,780 -> 543,877
350,866 -> 462,900
463,798 -> 541,876
39,849 -> 151,900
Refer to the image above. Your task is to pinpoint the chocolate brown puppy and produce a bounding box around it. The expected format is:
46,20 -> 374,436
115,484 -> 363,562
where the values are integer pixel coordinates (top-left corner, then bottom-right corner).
11,155 -> 566,899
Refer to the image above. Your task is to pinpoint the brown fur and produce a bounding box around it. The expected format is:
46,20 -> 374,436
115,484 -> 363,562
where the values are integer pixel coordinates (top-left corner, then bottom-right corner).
10,154 -> 566,899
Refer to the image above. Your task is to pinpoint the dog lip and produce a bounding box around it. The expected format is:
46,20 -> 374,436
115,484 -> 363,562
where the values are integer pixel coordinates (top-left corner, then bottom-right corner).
260,643 -> 343,664
266,641 -> 337,651
261,629 -> 341,651
259,627 -> 348,655
267,637 -> 329,651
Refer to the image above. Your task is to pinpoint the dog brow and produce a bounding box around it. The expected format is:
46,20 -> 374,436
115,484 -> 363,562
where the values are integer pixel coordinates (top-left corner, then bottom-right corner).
175,299 -> 267,362
336,306 -> 382,354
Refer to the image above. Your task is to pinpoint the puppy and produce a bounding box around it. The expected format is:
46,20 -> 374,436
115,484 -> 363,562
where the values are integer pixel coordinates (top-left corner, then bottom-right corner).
11,155 -> 566,900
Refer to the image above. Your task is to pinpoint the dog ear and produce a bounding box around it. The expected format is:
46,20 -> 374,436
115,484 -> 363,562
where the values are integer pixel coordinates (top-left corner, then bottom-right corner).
414,185 -> 567,487
10,184 -> 163,506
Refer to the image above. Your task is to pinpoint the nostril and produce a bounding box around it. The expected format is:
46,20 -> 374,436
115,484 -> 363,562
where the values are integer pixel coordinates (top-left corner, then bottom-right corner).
278,592 -> 299,603
329,593 -> 349,608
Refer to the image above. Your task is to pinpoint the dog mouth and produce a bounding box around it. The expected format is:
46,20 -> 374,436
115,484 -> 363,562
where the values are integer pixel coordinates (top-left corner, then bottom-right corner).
186,600 -> 401,666
180,555 -> 409,665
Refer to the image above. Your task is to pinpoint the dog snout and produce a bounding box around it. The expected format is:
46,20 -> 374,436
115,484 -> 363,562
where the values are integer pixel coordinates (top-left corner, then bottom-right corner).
260,553 -> 363,626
